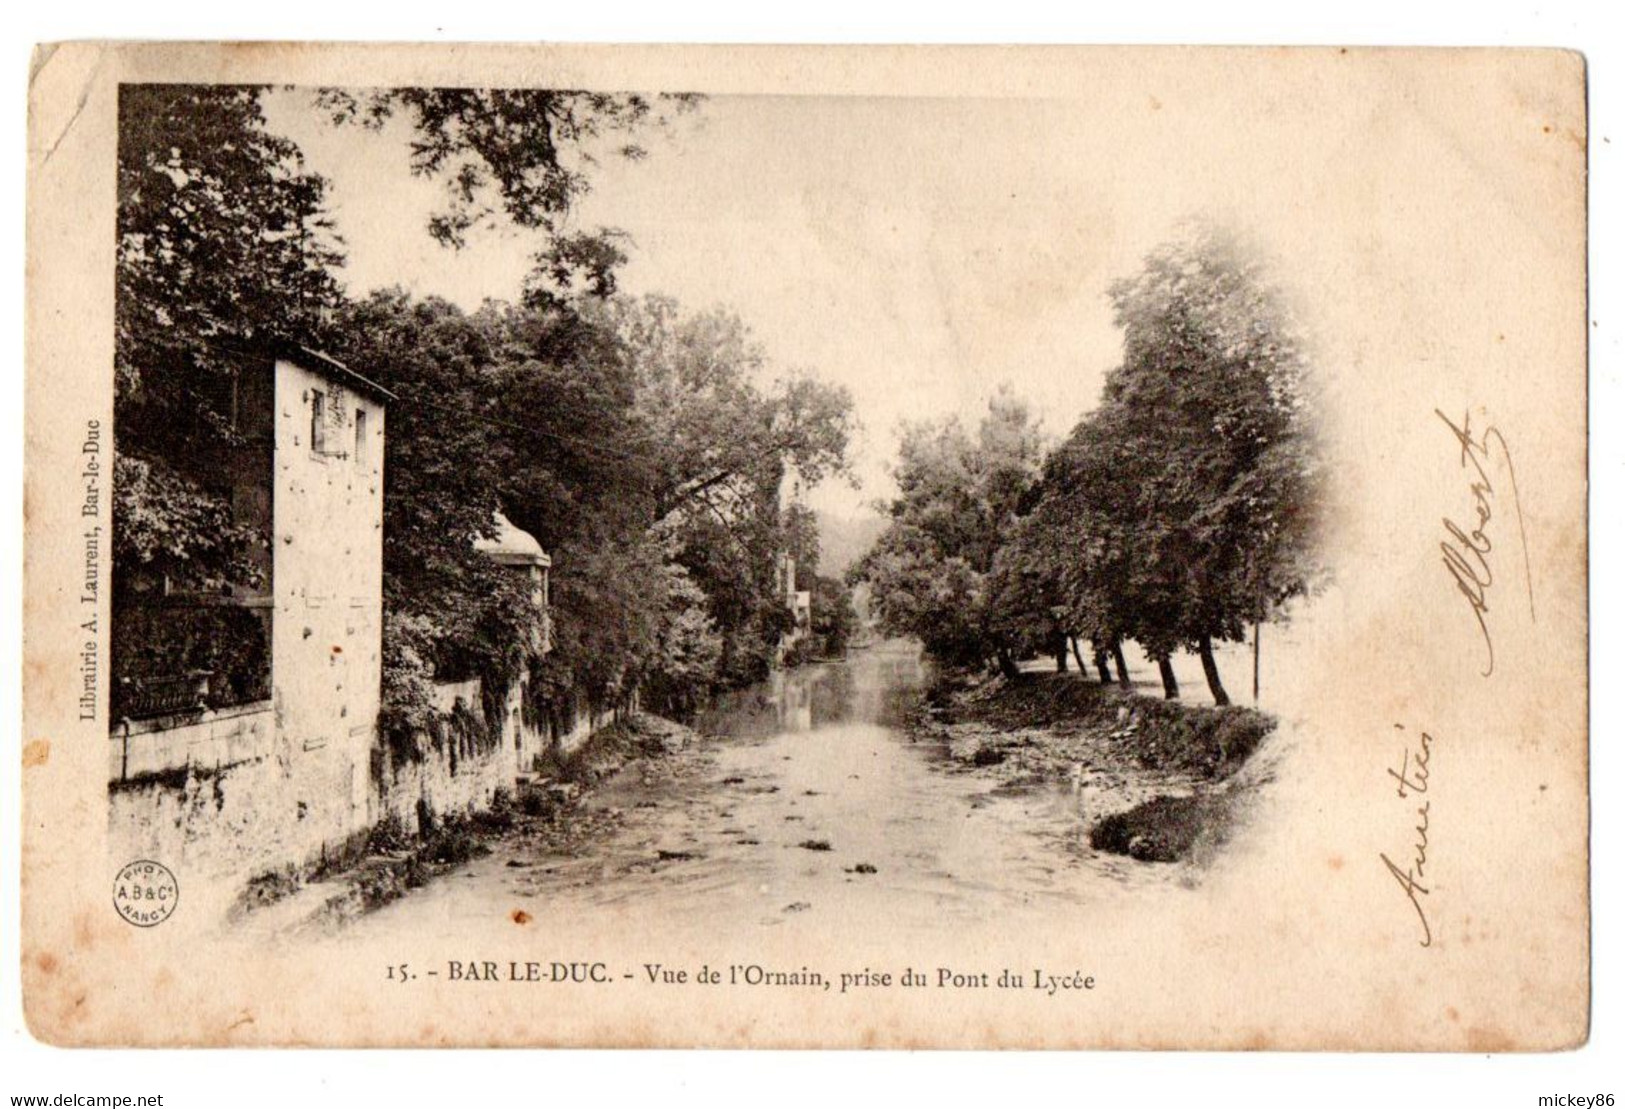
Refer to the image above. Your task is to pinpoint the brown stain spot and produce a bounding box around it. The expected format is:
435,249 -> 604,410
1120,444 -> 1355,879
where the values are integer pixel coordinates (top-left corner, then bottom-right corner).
1466,1025 -> 1517,1052
1148,95 -> 1163,111
1446,1006 -> 1460,1022
22,739 -> 49,768
35,951 -> 58,975
331,645 -> 343,655
1327,854 -> 1345,871
1240,1030 -> 1271,1051
1543,124 -> 1553,133
509,908 -> 532,925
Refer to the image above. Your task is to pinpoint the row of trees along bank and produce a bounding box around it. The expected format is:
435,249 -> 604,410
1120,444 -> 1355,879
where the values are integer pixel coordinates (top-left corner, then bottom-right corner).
856,227 -> 1326,705
113,85 -> 856,746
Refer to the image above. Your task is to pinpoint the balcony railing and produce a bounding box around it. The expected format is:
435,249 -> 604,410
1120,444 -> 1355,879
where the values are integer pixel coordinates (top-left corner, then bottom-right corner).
112,670 -> 213,722
111,599 -> 272,723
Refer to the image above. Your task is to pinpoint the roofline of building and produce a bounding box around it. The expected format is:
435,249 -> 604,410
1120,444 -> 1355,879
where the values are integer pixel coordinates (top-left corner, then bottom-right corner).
482,550 -> 553,569
269,339 -> 398,404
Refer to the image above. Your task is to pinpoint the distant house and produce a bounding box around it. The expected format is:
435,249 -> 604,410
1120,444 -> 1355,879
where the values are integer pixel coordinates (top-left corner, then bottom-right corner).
109,345 -> 394,906
780,553 -> 812,640
775,461 -> 813,663
474,511 -> 552,653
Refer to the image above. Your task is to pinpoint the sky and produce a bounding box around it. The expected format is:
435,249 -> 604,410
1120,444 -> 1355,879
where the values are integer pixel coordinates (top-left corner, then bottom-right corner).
257,89 -> 1201,518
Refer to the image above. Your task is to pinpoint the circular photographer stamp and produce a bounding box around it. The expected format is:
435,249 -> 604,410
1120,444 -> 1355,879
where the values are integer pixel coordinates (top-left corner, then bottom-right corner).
113,859 -> 179,927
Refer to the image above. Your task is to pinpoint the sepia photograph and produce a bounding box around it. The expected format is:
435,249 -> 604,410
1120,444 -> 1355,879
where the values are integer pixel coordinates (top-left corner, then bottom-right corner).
106,81 -> 1327,940
20,39 -> 1592,1063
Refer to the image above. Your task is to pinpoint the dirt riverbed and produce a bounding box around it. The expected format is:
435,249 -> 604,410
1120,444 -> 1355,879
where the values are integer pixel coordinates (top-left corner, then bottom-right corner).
244,642 -> 1282,938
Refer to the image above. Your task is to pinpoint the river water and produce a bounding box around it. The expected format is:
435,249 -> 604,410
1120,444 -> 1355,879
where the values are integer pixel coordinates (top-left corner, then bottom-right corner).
339,639 -> 1174,942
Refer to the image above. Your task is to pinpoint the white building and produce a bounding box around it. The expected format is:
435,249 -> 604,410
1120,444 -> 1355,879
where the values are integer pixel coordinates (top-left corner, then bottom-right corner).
110,344 -> 394,907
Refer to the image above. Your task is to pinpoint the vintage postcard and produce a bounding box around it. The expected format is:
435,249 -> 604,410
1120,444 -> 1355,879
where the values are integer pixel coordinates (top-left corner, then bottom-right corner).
22,42 -> 1588,1049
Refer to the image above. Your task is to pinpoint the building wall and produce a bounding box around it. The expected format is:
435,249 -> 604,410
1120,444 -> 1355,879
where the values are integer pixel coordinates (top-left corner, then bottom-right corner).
271,357 -> 388,850
108,357 -> 390,912
107,354 -> 637,914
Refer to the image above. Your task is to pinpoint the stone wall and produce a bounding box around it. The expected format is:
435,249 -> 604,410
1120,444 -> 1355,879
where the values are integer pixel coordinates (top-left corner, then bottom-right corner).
107,701 -> 372,921
553,687 -> 628,756
369,679 -> 635,831
370,679 -> 510,834
106,673 -> 638,914
109,701 -> 274,783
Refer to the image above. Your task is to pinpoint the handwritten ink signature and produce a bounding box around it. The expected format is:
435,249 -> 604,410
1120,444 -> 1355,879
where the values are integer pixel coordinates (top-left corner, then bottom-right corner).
1435,408 -> 1536,678
1379,725 -> 1437,948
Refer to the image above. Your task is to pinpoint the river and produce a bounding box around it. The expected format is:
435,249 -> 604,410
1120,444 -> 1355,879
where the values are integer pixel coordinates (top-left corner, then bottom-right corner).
337,639 -> 1180,942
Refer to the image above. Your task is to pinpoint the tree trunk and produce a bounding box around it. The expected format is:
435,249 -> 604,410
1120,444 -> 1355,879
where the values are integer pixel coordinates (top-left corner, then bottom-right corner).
1198,633 -> 1230,706
1252,621 -> 1261,702
1092,644 -> 1113,684
995,648 -> 1021,681
1054,634 -> 1069,672
1069,636 -> 1089,676
1156,655 -> 1180,699
1112,640 -> 1133,689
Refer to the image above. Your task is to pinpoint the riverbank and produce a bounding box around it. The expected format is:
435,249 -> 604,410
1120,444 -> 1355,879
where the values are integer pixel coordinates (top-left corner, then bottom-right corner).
910,669 -> 1279,865
252,643 -> 1245,940
235,713 -> 697,932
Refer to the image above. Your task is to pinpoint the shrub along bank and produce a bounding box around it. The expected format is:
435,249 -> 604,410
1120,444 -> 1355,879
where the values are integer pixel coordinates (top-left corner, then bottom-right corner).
913,671 -> 1278,864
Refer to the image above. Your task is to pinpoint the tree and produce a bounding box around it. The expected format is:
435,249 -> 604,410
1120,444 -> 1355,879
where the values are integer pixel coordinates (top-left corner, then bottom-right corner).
331,291 -> 505,619
492,302 -> 669,714
479,296 -> 658,553
594,295 -> 855,684
591,296 -> 855,522
857,389 -> 1049,675
1097,225 -> 1325,702
315,87 -> 700,301
323,291 -> 547,740
1027,400 -> 1180,695
986,511 -> 1074,674
639,563 -> 725,719
115,84 -> 346,594
315,87 -> 700,246
809,574 -> 859,658
308,89 -> 716,720
116,81 -> 857,740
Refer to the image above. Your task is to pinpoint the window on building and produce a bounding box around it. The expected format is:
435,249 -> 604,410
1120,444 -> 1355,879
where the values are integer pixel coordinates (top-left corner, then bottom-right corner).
354,409 -> 368,467
311,389 -> 328,454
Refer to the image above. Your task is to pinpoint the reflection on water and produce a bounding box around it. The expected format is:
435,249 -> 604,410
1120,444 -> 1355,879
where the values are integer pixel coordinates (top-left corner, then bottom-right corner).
699,644 -> 917,737
340,639 -> 1178,942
